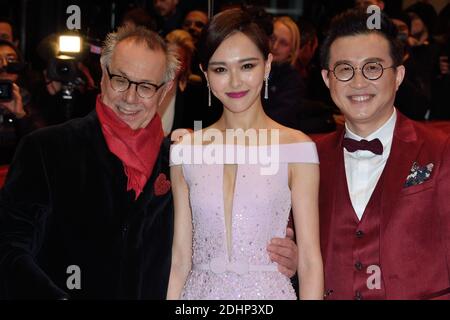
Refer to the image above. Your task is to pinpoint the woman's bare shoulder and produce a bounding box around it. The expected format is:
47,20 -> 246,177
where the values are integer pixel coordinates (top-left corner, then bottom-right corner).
273,124 -> 313,144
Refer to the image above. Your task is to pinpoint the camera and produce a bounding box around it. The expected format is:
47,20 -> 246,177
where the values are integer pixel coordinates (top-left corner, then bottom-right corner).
47,35 -> 82,85
42,34 -> 87,99
47,57 -> 79,84
0,80 -> 13,102
38,33 -> 100,103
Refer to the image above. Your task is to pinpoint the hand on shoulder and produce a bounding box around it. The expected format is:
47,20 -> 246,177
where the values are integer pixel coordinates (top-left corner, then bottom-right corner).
171,128 -> 193,144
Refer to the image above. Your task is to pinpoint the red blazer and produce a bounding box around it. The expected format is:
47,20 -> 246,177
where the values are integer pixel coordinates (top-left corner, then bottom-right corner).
317,112 -> 450,299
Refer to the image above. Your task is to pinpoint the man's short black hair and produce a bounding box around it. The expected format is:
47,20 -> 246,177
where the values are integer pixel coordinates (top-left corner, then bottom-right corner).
320,8 -> 404,69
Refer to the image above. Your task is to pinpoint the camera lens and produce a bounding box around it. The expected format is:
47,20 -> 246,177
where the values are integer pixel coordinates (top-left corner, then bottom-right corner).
58,63 -> 70,74
47,58 -> 78,83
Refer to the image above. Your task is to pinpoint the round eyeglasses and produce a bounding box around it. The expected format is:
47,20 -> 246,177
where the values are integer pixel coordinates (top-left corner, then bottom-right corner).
106,67 -> 165,99
330,62 -> 396,82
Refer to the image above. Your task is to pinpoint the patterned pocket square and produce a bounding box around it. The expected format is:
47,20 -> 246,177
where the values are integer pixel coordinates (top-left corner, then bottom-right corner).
404,161 -> 434,187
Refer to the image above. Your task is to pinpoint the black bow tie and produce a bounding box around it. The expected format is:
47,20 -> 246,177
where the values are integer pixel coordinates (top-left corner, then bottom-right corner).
343,137 -> 383,155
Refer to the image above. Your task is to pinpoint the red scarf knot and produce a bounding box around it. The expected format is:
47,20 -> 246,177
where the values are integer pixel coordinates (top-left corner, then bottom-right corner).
96,95 -> 164,199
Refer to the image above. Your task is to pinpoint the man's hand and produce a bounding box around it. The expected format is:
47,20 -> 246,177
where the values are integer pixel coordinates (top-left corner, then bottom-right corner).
171,128 -> 192,143
43,70 -> 62,96
1,83 -> 26,118
267,227 -> 298,278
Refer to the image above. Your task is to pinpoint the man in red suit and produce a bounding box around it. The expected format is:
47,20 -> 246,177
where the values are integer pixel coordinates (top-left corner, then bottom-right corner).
318,9 -> 450,299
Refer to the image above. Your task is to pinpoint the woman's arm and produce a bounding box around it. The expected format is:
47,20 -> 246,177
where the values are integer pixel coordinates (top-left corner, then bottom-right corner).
166,165 -> 193,299
290,162 -> 324,300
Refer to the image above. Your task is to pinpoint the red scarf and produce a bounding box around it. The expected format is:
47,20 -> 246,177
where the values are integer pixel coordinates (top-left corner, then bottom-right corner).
96,95 -> 164,199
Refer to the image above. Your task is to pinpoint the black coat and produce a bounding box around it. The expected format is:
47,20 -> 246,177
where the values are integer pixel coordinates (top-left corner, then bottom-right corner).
0,111 -> 174,299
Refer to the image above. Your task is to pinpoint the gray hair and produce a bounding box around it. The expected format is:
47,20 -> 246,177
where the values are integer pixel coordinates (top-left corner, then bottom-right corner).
100,25 -> 180,83
166,29 -> 195,79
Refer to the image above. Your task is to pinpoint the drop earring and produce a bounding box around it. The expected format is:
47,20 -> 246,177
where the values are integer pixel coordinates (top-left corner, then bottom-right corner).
264,77 -> 269,100
207,81 -> 211,107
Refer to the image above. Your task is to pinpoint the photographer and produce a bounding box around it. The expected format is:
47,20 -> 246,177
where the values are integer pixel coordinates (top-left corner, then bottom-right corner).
0,39 -> 41,164
0,41 -> 25,117
39,61 -> 97,124
35,33 -> 98,126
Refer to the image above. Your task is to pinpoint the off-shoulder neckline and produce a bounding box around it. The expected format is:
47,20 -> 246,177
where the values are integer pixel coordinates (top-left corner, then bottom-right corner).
172,142 -> 315,147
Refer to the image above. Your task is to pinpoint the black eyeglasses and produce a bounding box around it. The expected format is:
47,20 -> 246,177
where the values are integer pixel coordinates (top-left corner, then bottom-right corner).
106,67 -> 165,99
329,62 -> 396,82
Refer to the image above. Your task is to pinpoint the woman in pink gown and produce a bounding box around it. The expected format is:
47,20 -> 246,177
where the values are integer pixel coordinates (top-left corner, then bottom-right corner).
167,8 -> 323,300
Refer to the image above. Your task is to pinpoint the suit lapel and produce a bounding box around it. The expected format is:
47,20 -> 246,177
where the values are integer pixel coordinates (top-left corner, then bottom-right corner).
91,110 -> 171,219
319,127 -> 345,256
131,137 -> 171,216
90,111 -> 128,191
380,113 -> 423,231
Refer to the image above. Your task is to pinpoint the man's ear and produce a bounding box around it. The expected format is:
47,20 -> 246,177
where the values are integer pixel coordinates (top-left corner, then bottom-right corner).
100,65 -> 108,92
394,65 -> 405,91
158,80 -> 174,105
321,69 -> 331,89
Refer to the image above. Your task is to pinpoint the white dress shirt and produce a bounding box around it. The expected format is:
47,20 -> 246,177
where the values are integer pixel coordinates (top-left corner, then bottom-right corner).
344,109 -> 397,220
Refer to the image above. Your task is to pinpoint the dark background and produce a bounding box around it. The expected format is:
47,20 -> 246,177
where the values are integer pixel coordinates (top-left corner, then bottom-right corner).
0,0 -> 403,71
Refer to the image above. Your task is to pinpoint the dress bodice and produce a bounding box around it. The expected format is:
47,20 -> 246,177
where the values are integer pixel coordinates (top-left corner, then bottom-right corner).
170,142 -> 318,299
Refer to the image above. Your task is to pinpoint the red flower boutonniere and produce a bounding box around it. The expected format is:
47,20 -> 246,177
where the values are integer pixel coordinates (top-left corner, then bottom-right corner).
154,173 -> 171,196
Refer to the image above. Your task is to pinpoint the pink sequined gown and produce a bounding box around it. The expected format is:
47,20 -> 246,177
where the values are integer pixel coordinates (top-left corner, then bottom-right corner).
170,143 -> 319,299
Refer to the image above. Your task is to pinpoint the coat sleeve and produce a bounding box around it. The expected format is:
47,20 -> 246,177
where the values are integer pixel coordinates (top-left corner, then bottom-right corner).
0,134 -> 69,299
437,135 -> 450,283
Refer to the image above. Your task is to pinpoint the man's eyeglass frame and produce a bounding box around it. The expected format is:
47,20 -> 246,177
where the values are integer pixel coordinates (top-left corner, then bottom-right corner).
106,67 -> 165,98
328,61 -> 396,82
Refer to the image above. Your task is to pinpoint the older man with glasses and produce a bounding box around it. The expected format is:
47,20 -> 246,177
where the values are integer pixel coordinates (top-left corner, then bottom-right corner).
0,25 -> 178,299
317,9 -> 450,300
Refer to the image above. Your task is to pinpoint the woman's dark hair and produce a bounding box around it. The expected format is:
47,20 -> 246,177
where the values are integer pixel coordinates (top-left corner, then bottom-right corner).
198,7 -> 272,70
320,8 -> 404,69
